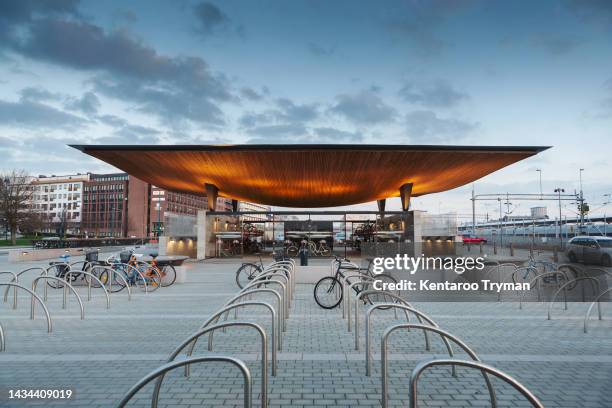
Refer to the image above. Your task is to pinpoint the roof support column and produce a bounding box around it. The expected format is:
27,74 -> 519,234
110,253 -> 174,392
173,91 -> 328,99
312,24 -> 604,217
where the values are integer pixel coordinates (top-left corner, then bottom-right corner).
205,183 -> 218,211
232,199 -> 239,212
377,199 -> 386,213
400,183 -> 413,211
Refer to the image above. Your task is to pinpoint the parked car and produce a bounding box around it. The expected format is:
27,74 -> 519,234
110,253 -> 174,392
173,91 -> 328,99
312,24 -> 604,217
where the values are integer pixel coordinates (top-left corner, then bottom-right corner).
461,235 -> 487,244
565,236 -> 612,266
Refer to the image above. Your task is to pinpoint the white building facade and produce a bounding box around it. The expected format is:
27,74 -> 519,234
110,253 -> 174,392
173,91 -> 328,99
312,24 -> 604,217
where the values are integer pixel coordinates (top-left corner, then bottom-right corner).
30,174 -> 89,235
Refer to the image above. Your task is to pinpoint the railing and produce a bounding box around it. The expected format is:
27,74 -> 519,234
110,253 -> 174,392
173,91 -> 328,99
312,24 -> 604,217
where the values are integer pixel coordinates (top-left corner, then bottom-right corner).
0,283 -> 52,332
381,323 -> 497,408
584,287 -> 611,333
547,276 -> 600,320
408,358 -> 543,408
151,321 -> 268,408
31,276 -> 84,320
364,304 -> 445,377
115,356 -> 252,408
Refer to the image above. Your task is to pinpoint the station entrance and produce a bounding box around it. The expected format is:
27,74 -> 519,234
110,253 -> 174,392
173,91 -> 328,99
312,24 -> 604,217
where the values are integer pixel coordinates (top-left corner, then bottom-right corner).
203,210 -> 458,259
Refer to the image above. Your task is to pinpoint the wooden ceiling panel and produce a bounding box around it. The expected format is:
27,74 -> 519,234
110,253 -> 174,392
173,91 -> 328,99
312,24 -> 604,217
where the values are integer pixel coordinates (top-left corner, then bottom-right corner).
72,145 -> 549,208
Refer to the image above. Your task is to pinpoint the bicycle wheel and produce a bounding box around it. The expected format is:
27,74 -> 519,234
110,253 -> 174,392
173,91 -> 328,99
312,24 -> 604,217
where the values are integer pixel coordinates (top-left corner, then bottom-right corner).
314,276 -> 343,309
286,246 -> 299,257
140,266 -> 161,292
236,263 -> 263,289
159,265 -> 177,287
98,268 -> 127,293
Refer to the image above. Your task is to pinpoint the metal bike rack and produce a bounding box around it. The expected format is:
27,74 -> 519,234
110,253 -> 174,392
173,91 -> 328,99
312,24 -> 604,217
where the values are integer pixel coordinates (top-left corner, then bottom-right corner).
381,324 -> 497,408
31,276 -> 85,320
408,358 -> 543,408
0,320 -> 4,351
231,287 -> 285,333
354,290 -> 425,350
547,276 -> 600,320
91,266 -> 132,301
260,268 -> 293,302
342,273 -> 371,319
484,263 -> 517,301
512,266 -> 538,284
151,321 -> 268,408
584,287 -> 611,333
0,271 -> 18,309
184,301 -> 277,376
264,262 -> 295,294
43,263 -> 71,301
348,286 -> 410,332
519,271 -> 571,309
0,283 -> 52,332
3,267 -> 45,304
249,271 -> 291,314
106,263 -> 149,293
365,304 -> 446,377
63,270 -> 110,309
116,355 -> 253,408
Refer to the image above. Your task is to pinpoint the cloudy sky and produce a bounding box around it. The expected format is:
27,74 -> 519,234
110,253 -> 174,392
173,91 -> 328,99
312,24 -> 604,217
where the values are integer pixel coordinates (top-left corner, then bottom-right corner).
0,0 -> 611,221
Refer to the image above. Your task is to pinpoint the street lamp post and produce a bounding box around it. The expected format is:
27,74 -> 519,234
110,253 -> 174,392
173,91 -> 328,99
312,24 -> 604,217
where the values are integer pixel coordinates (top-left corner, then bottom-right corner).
554,188 -> 565,248
579,168 -> 585,232
156,202 -> 161,238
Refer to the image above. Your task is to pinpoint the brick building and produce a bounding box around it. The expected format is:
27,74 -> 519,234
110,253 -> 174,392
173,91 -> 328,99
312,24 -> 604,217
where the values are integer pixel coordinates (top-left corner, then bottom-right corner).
81,173 -> 129,237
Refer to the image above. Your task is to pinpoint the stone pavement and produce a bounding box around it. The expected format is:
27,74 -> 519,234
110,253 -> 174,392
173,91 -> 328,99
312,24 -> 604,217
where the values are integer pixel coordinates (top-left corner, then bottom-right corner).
0,258 -> 611,407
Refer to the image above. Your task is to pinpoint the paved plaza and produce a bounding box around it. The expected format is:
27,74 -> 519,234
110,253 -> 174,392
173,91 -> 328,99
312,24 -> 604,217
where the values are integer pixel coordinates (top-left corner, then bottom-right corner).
1,257 -> 611,407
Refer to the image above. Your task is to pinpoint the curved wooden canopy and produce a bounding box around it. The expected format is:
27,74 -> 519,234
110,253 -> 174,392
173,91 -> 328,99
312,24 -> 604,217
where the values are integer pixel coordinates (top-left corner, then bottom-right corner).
71,144 -> 549,208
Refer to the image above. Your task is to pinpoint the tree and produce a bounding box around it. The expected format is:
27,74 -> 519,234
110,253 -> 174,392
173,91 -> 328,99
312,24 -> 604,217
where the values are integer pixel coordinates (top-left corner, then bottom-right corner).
55,207 -> 69,238
0,170 -> 33,245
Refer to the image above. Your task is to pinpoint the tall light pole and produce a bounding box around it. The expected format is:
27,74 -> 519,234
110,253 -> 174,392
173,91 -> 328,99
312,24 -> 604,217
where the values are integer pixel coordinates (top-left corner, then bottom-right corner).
554,188 -> 565,247
536,169 -> 542,199
604,193 -> 610,237
579,168 -> 585,232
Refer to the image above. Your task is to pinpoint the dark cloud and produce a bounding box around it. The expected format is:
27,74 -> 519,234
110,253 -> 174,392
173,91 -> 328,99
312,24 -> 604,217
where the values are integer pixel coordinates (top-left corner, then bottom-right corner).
0,0 -> 79,38
5,18 -> 232,126
96,114 -> 161,143
386,0 -> 476,57
329,90 -> 395,124
240,87 -> 264,101
314,127 -> 363,142
275,98 -> 319,122
193,2 -> 230,35
64,91 -> 100,115
0,98 -> 87,129
405,110 -> 477,142
19,86 -> 63,102
565,0 -> 612,24
246,123 -> 309,143
532,33 -> 583,55
307,43 -> 336,57
398,80 -> 468,108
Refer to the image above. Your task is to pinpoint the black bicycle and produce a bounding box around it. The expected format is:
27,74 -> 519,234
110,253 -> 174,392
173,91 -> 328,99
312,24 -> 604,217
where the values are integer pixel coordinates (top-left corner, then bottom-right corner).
313,256 -> 398,309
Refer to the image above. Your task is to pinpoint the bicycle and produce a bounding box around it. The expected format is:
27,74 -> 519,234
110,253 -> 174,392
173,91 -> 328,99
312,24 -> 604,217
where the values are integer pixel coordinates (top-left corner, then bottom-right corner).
286,239 -> 331,257
235,253 -> 291,289
98,250 -> 162,293
313,256 -> 398,309
235,253 -> 265,288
